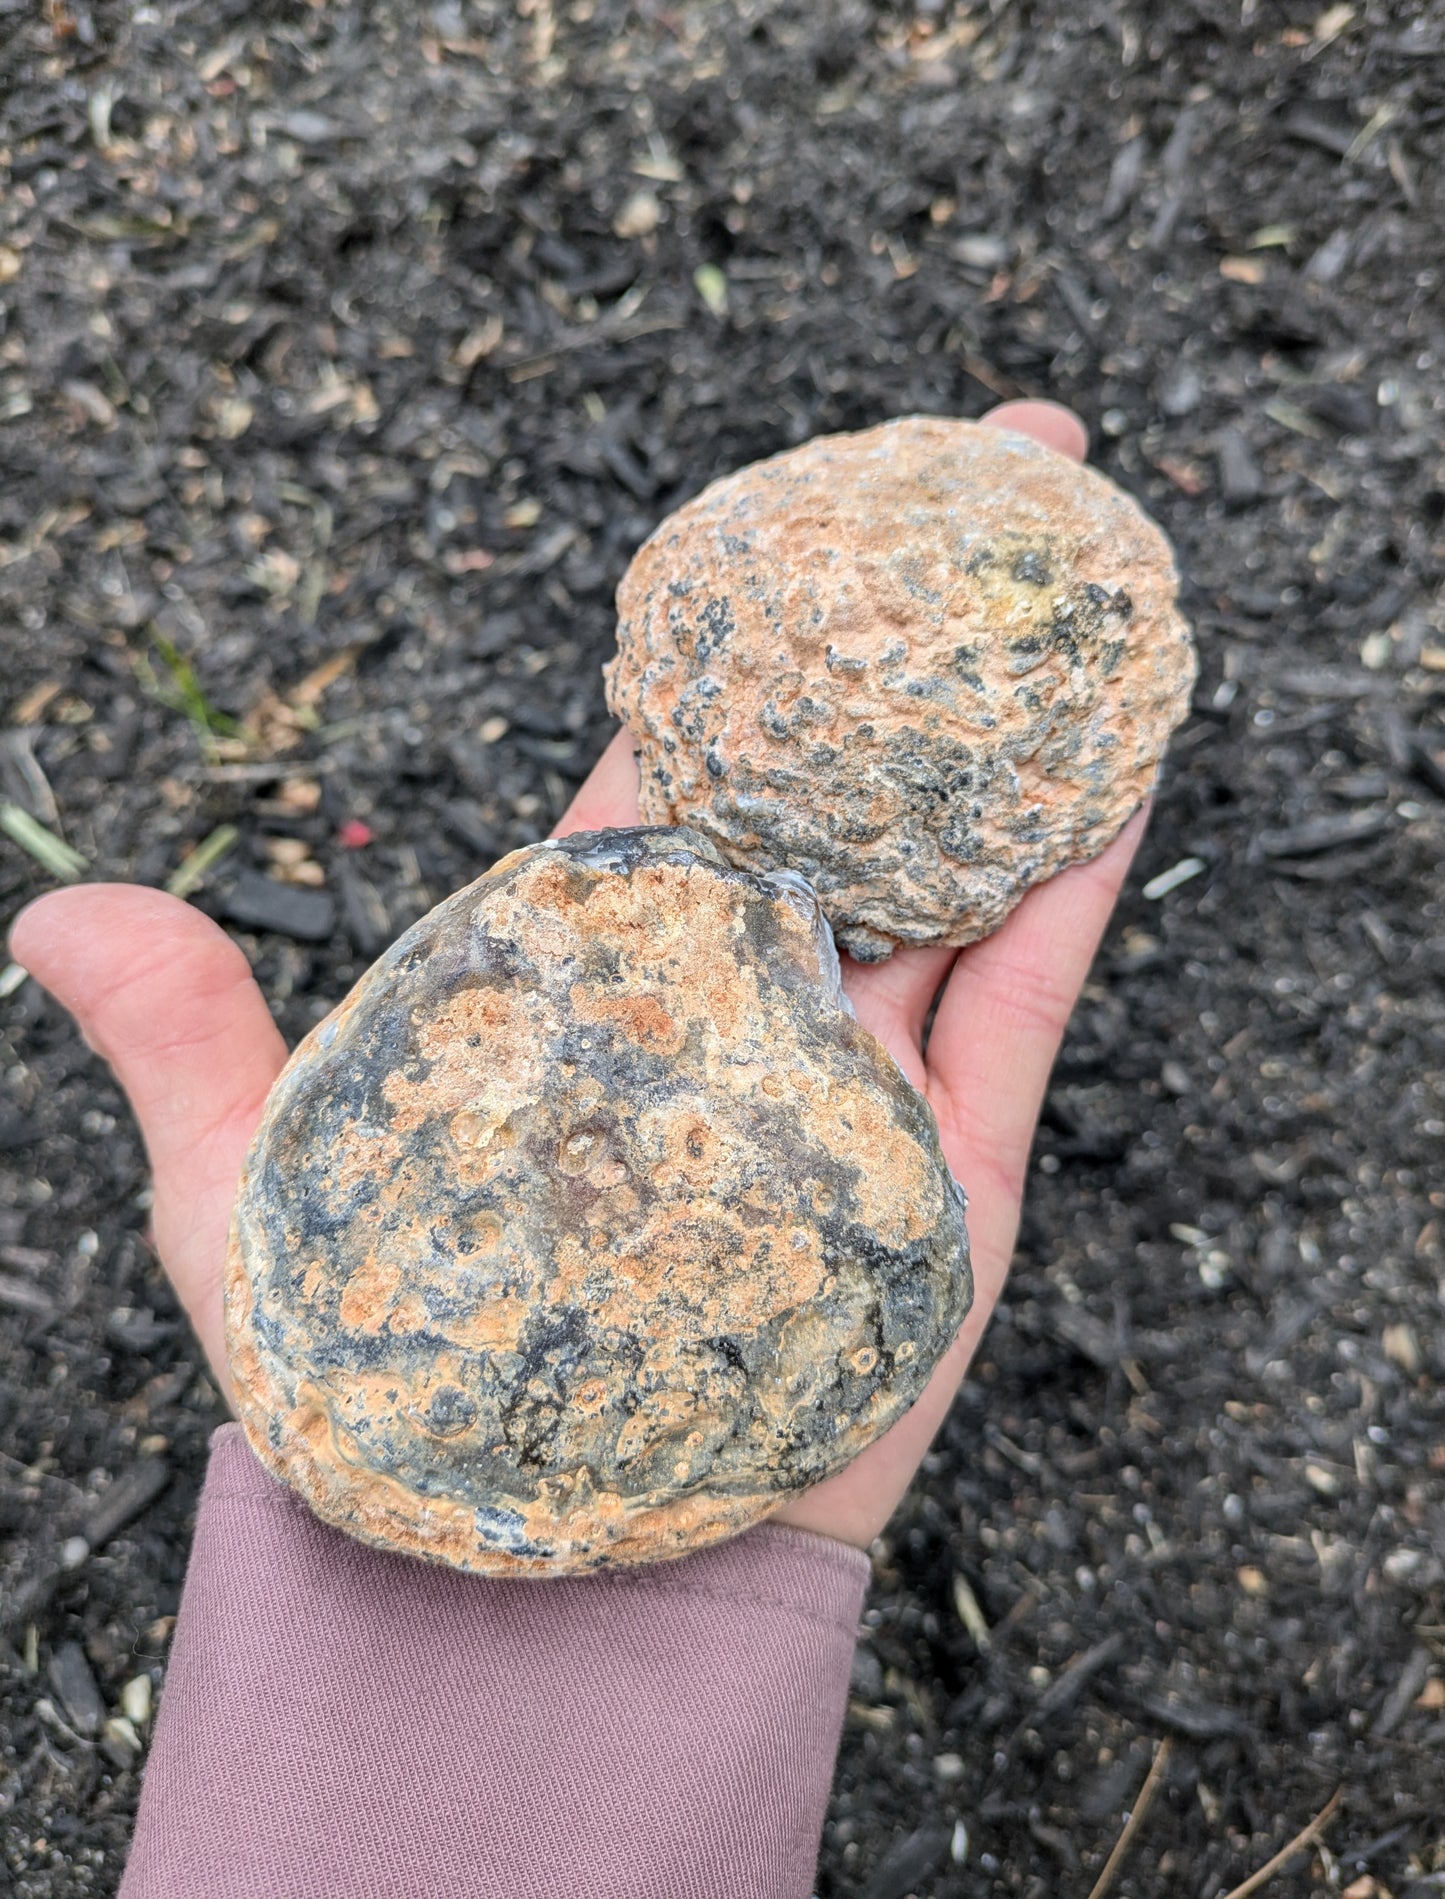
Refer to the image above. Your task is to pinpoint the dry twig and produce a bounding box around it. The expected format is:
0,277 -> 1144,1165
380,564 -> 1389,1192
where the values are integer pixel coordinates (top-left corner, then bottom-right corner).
1216,1788 -> 1343,1899
1085,1736 -> 1173,1899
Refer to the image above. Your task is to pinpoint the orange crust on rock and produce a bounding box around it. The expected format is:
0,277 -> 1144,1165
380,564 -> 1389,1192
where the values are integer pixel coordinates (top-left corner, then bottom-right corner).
605,416 -> 1196,960
225,829 -> 971,1575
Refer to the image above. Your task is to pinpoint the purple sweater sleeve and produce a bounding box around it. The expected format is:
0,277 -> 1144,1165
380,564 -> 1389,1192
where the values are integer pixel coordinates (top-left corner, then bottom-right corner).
119,1425 -> 870,1899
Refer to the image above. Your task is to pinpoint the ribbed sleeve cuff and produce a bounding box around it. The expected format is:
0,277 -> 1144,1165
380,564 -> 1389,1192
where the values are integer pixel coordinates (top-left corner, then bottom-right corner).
120,1424 -> 870,1899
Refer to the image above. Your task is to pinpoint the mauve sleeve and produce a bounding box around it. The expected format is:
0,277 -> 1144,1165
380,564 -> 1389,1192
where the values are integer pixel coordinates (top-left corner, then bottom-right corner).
119,1425 -> 870,1899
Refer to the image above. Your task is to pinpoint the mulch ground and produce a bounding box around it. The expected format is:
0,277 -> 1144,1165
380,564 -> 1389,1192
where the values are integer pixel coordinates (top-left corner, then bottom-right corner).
2,2 -> 1443,1894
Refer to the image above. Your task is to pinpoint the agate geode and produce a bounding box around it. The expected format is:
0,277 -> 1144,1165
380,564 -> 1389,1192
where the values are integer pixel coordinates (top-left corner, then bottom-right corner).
605,416 -> 1196,960
225,828 -> 971,1575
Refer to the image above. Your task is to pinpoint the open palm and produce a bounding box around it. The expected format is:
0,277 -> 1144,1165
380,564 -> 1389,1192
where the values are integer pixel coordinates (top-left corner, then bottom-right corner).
10,401 -> 1145,1552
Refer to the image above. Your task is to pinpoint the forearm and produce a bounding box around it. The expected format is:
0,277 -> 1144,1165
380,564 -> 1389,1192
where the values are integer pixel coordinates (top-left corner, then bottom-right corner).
121,1426 -> 868,1899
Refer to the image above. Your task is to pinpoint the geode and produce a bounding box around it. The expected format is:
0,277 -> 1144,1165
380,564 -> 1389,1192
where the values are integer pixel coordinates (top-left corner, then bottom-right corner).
605,415 -> 1196,961
225,827 -> 971,1575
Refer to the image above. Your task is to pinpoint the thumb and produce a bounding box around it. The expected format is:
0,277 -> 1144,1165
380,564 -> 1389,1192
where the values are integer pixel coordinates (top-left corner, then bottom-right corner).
10,885 -> 288,1390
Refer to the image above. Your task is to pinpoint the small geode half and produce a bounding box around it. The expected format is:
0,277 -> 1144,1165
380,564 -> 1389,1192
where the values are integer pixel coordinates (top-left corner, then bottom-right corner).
225,827 -> 971,1575
605,415 -> 1196,960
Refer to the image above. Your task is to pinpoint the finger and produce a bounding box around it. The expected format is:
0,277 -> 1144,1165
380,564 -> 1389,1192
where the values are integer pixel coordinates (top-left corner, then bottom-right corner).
778,811 -> 1149,1547
980,398 -> 1089,463
925,807 -> 1149,1214
836,397 -> 1090,1069
552,727 -> 641,838
783,405 -> 1121,1547
841,945 -> 956,1090
9,885 -> 288,1389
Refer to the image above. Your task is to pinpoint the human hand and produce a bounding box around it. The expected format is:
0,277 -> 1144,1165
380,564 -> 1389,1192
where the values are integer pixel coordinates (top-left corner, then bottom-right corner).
9,399 -> 1144,1554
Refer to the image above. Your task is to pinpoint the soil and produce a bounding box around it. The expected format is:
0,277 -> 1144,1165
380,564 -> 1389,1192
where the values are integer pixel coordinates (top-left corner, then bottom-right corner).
1,3 -> 1443,1895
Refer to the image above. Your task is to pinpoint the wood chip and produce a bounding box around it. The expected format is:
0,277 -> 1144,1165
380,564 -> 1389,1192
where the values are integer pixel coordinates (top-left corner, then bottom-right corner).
10,680 -> 64,725
47,1641 -> 106,1737
83,1456 -> 171,1551
1372,1646 -> 1431,1738
1258,809 -> 1391,856
0,1273 -> 57,1320
951,1572 -> 991,1652
1034,1633 -> 1127,1720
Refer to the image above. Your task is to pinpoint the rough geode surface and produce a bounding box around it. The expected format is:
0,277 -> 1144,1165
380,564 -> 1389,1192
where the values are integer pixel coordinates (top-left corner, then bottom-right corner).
605,416 -> 1196,960
225,827 -> 971,1576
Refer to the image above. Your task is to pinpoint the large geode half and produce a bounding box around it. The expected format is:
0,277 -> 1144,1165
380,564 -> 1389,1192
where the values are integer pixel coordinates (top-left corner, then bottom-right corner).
605,415 -> 1196,960
225,827 -> 971,1575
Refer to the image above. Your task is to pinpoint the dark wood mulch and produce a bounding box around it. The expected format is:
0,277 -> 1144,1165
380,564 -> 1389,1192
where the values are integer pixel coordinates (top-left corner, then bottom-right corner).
1,2 -> 1443,1893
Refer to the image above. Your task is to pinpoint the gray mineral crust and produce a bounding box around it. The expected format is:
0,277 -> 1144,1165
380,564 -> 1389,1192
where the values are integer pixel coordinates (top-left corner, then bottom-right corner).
605,415 -> 1197,959
225,827 -> 971,1575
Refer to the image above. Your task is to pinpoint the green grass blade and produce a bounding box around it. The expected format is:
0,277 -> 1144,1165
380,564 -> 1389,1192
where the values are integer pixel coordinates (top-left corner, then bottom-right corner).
0,802 -> 88,881
166,824 -> 239,899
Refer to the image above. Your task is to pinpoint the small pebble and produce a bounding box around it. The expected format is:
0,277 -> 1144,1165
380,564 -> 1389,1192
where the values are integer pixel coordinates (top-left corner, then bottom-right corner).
48,1641 -> 105,1736
1383,1323 -> 1420,1375
1217,428 -> 1262,506
121,1675 -> 152,1727
1158,364 -> 1202,417
1142,857 -> 1206,900
613,189 -> 660,239
102,1715 -> 141,1766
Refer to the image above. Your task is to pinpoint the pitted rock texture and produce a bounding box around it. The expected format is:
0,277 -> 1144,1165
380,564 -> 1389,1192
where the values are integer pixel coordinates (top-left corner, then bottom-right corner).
225,827 -> 971,1576
605,416 -> 1196,960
